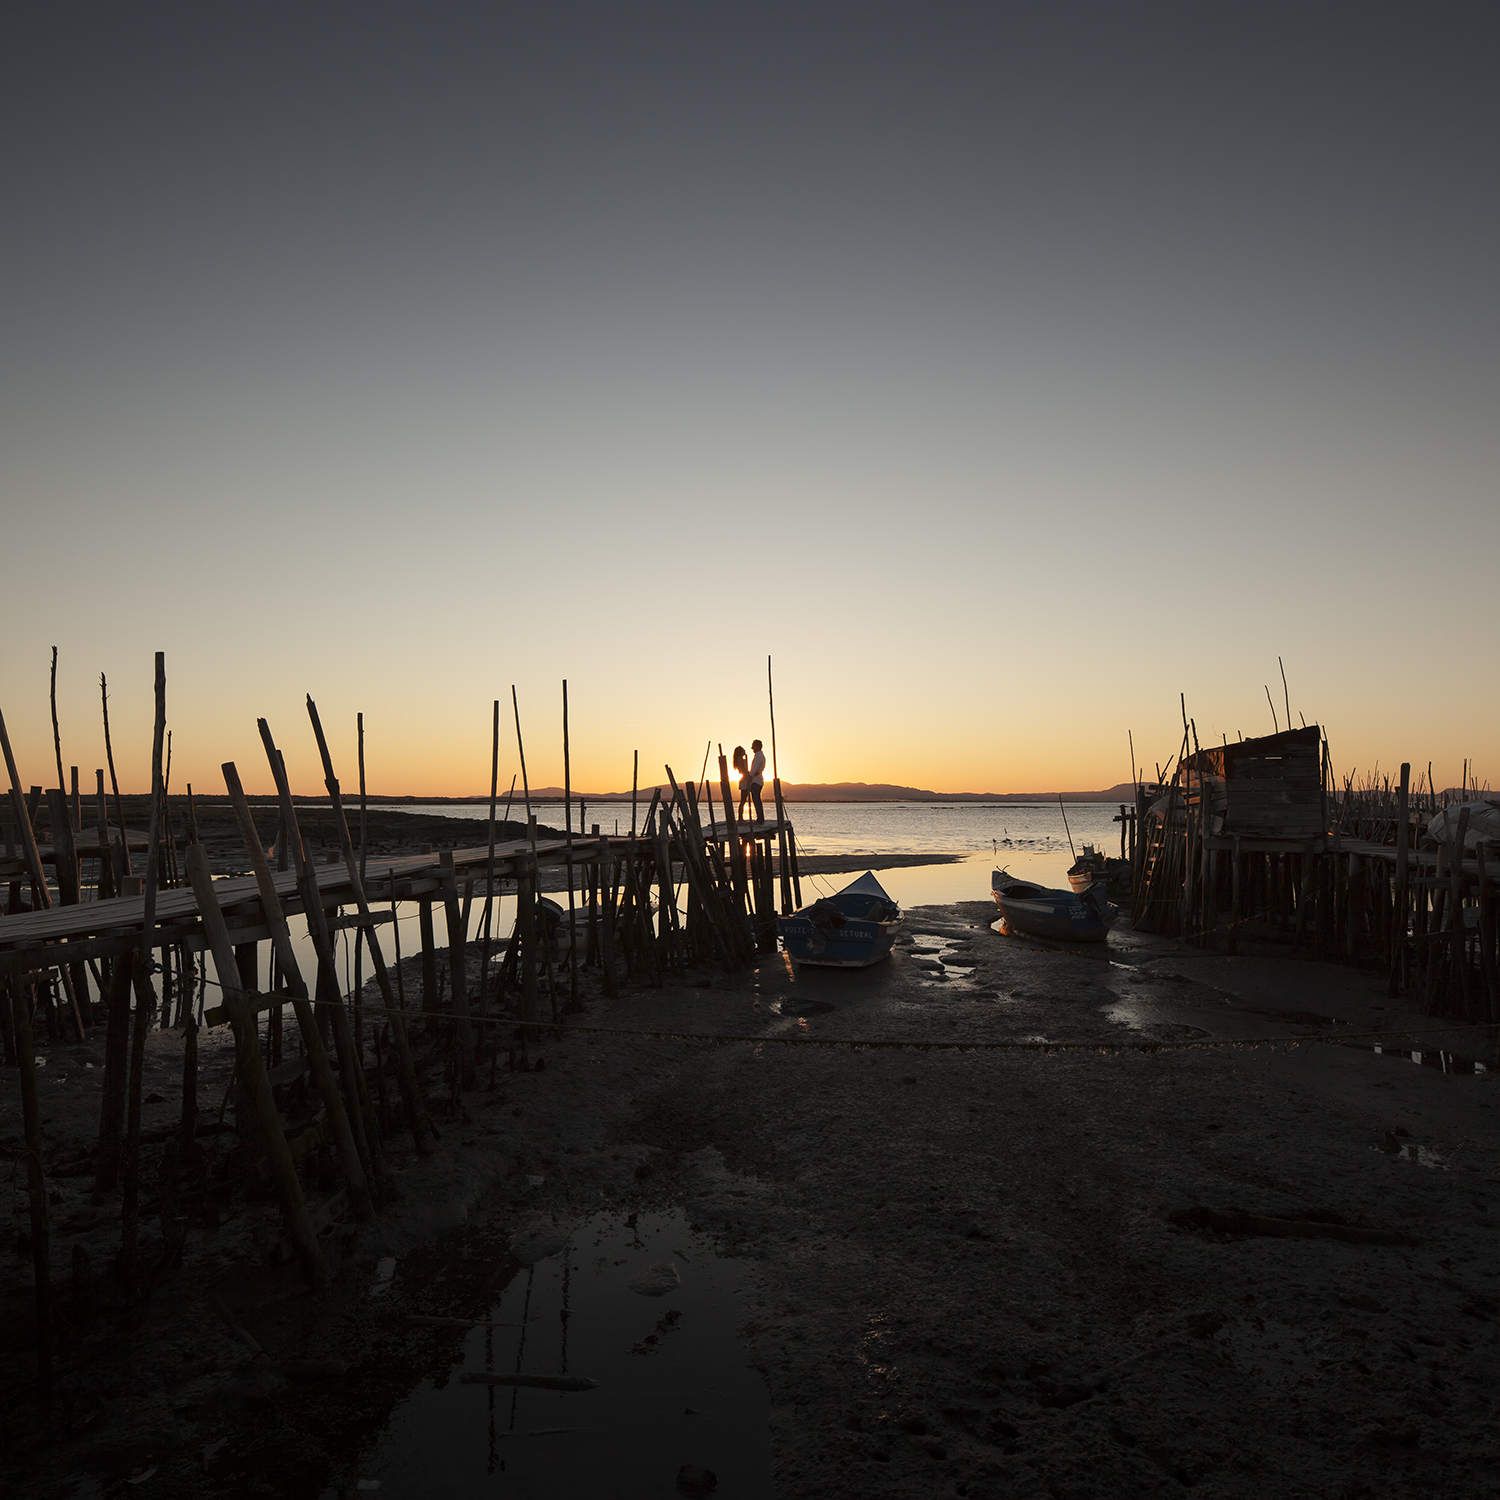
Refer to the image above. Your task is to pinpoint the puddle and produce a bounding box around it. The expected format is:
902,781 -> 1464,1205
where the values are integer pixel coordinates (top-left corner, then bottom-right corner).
903,932 -> 978,983
322,1212 -> 771,1500
1374,1141 -> 1450,1169
1364,1046 -> 1488,1076
771,999 -> 836,1017
1241,1008 -> 1357,1029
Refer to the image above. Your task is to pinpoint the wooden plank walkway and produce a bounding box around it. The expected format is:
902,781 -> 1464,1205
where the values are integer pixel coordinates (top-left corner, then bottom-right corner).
0,820 -> 796,971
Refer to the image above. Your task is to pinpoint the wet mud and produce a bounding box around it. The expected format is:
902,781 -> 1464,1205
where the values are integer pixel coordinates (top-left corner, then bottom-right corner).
8,899 -> 1499,1499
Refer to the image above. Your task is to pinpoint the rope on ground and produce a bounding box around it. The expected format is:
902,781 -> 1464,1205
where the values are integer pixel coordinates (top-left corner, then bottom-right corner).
180,967 -> 1499,1057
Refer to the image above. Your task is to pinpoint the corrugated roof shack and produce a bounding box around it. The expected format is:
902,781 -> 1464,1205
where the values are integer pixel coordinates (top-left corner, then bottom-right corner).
1132,725 -> 1329,946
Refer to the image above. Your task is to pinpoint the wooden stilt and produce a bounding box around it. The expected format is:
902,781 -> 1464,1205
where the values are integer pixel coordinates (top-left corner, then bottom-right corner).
419,899 -> 439,1016
230,768 -> 381,1215
302,701 -> 437,1150
438,851 -> 477,1088
12,986 -> 54,1397
257,726 -> 383,1182
93,949 -> 134,1195
185,846 -> 328,1292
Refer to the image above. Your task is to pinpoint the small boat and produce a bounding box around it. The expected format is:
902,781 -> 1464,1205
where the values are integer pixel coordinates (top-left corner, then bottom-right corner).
992,869 -> 1116,943
778,871 -> 903,968
1067,843 -> 1133,898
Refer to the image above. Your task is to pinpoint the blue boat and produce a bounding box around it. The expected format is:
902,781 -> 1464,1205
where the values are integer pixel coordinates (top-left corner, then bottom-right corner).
778,871 -> 904,968
992,869 -> 1117,943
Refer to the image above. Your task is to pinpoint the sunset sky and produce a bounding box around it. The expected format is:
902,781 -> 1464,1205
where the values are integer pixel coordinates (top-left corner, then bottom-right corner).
2,4 -> 1495,801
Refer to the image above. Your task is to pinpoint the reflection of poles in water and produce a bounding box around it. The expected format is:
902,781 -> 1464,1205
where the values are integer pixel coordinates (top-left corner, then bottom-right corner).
510,1264 -> 535,1431
485,1321 -> 497,1474
1058,794 -> 1076,859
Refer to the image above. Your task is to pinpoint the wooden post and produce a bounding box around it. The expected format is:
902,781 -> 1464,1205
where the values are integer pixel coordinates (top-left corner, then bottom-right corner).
303,702 -> 437,1148
479,703 -> 500,1023
1476,843 -> 1497,1026
45,787 -> 89,1026
185,846 -> 328,1291
257,725 -> 383,1181
1390,763 -> 1410,995
92,770 -> 113,902
93,949 -> 135,1195
418,898 -> 439,1015
0,709 -> 84,1034
562,681 -> 580,1012
773,780 -> 794,914
221,763 -> 377,1215
437,851 -> 477,1087
120,654 -> 167,1291
1449,808 -> 1476,1019
11,986 -> 54,1396
717,749 -> 748,913
516,858 -> 540,1031
1228,835 -> 1241,956
179,1014 -> 199,1153
597,835 -> 617,996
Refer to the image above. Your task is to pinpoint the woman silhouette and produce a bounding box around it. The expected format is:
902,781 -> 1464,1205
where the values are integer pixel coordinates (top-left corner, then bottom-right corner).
732,745 -> 752,820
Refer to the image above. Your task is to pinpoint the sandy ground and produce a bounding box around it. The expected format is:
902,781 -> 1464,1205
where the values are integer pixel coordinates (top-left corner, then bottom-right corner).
3,891 -> 1497,1499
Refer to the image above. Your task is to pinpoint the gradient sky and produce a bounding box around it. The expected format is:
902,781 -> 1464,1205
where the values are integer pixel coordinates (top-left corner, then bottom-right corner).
3,3 -> 1496,800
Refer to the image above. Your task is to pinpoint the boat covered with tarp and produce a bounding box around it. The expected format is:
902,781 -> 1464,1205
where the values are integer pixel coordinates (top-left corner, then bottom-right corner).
778,871 -> 903,968
992,869 -> 1117,943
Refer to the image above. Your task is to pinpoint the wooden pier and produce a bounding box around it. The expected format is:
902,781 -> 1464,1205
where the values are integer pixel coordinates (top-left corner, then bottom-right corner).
1,663 -> 805,1395
1130,723 -> 1499,1034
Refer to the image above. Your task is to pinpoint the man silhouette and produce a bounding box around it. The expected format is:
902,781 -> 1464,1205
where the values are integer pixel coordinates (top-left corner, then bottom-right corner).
749,739 -> 766,823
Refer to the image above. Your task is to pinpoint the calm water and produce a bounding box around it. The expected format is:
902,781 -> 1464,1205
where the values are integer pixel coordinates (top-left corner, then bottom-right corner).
390,798 -> 1129,858
387,799 -> 1132,909
321,1211 -> 771,1500
214,801 -> 1131,1004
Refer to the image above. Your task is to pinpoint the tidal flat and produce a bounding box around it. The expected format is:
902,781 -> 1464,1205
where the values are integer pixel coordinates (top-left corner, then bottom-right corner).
5,899 -> 1496,1500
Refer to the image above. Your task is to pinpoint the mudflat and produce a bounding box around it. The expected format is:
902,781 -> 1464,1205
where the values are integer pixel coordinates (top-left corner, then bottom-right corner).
4,901 -> 1495,1499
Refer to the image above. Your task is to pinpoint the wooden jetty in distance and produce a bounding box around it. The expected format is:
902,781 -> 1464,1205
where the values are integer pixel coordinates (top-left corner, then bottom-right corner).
1130,720 -> 1499,1033
0,658 -> 802,1394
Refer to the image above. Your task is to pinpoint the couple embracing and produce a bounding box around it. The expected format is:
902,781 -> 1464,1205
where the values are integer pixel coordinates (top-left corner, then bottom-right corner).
732,739 -> 766,824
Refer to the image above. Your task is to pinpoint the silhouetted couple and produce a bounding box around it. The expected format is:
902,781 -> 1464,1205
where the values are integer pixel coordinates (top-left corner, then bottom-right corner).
733,740 -> 766,824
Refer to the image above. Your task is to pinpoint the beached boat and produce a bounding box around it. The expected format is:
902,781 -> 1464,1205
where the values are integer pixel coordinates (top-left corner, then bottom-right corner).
778,871 -> 903,968
1067,843 -> 1133,898
992,869 -> 1116,943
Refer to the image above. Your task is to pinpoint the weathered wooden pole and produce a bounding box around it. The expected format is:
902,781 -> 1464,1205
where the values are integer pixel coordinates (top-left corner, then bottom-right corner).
257,725 -> 382,1181
512,685 -> 532,823
119,653 -> 167,1289
717,748 -> 748,913
562,681 -> 580,1012
45,787 -> 89,1023
1389,763 -> 1410,995
300,703 -> 436,1150
0,708 -> 84,1034
418,896 -> 439,1015
222,761 -> 377,1213
92,950 -> 135,1195
12,984 -> 54,1396
185,845 -> 328,1291
438,851 -> 477,1087
479,704 -> 500,1021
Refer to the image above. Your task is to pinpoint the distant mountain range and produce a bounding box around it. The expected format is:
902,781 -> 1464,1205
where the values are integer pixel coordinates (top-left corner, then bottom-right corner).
352,781 -> 1140,806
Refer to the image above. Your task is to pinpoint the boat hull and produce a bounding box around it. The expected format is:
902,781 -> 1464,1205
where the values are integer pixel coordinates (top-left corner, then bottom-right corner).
992,872 -> 1116,943
778,916 -> 903,967
778,870 -> 904,968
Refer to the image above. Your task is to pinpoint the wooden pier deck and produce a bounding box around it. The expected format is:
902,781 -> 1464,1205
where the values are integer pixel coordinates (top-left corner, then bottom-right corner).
0,820 -> 798,976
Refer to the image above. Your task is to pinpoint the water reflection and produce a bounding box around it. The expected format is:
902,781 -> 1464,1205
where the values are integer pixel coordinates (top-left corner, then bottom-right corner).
322,1211 -> 771,1500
